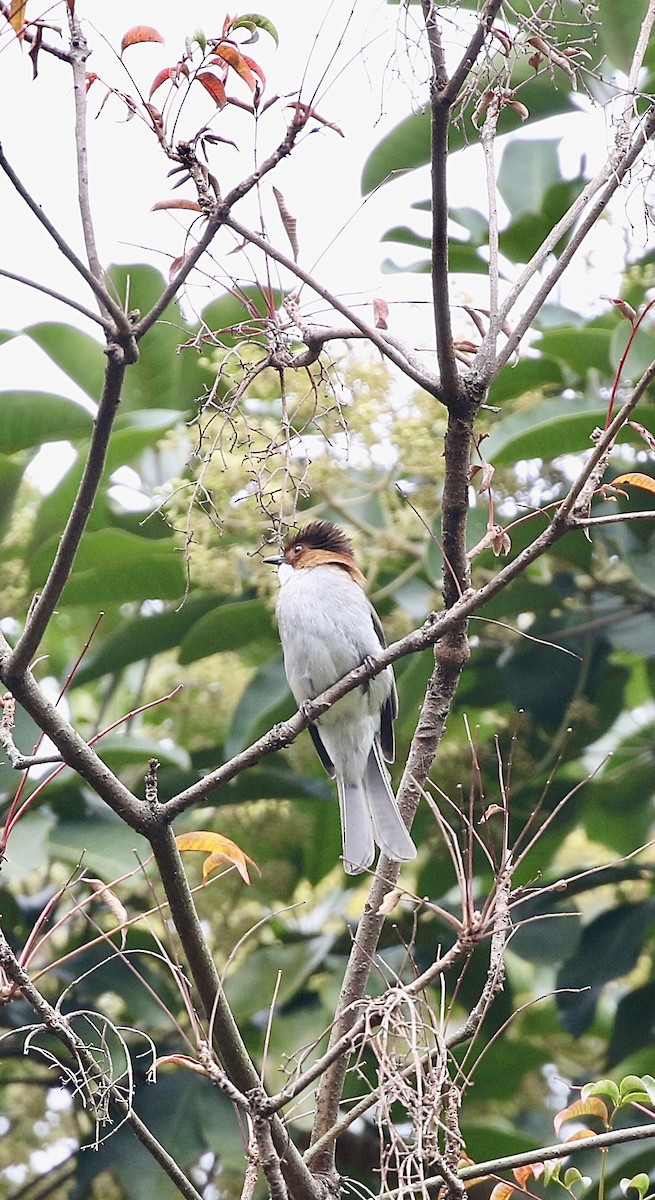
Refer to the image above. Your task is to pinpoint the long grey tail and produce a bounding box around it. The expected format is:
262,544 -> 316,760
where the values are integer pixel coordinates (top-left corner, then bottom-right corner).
337,744 -> 416,875
365,742 -> 416,865
337,778 -> 375,875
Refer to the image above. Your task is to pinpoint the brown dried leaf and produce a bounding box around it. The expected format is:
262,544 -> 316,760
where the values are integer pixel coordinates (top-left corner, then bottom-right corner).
377,887 -> 403,915
627,421 -> 655,453
155,1054 -> 209,1076
373,297 -> 389,330
286,101 -> 344,136
602,295 -> 637,323
87,878 -> 128,929
490,27 -> 512,54
121,25 -> 165,54
28,23 -> 43,78
273,186 -> 299,262
151,199 -> 203,213
169,254 -> 188,281
479,803 -> 505,823
492,528 -> 511,557
508,99 -> 529,121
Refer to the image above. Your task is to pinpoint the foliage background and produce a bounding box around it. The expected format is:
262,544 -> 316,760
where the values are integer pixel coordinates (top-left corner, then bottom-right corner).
1,1 -> 655,1197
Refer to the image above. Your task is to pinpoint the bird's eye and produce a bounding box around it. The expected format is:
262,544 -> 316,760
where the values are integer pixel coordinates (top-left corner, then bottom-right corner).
293,544 -> 302,556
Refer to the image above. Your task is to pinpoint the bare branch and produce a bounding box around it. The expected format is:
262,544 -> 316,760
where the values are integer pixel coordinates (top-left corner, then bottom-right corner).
67,9 -> 107,309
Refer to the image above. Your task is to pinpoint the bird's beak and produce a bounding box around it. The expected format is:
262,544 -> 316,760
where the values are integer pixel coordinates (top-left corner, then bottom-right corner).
263,552 -> 284,565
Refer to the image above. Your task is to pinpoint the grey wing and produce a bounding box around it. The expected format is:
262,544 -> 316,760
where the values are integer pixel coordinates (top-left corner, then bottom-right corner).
370,603 -> 398,762
309,723 -> 335,777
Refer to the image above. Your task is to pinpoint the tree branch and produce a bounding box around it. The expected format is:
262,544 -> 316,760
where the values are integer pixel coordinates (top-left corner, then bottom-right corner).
224,215 -> 443,396
147,823 -> 324,1200
0,929 -> 204,1200
67,8 -> 107,307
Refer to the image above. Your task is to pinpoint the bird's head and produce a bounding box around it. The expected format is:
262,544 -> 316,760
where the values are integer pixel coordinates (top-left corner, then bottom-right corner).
264,521 -> 366,586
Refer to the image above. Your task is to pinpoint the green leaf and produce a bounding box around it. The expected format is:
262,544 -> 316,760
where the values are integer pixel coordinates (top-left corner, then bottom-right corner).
48,815 -> 150,876
361,66 -> 578,194
582,1079 -> 621,1106
26,322 -> 106,401
0,453 -> 27,542
226,934 -> 335,1021
381,224 -> 431,249
72,594 -> 222,684
596,0 -> 649,73
97,735 -> 190,772
230,13 -> 279,45
557,901 -> 655,1035
537,324 -> 613,378
619,1074 -> 653,1102
29,529 -> 185,605
484,397 -> 607,464
0,391 -> 93,453
107,264 -> 205,413
488,356 -> 564,405
225,656 -> 290,757
179,598 -> 276,663
497,139 -> 561,218
620,1174 -> 650,1200
381,239 -> 488,276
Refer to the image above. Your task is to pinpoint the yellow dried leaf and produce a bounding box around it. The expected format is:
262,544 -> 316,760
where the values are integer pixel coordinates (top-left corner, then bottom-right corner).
175,830 -> 257,884
611,472 -> 655,496
8,0 -> 28,37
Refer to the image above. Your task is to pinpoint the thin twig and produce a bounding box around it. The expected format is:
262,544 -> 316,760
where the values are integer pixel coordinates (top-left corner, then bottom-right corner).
0,143 -> 129,332
0,268 -> 112,328
0,930 -> 204,1200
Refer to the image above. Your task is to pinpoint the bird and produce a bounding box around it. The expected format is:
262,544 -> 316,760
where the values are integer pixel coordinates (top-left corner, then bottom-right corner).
264,521 -> 417,874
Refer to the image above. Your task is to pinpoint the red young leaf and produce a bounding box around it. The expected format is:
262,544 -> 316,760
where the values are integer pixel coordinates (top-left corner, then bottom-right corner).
151,199 -> 203,213
241,53 -> 266,101
149,64 -> 189,100
195,71 -> 228,109
212,43 -> 257,94
86,72 -> 99,92
121,25 -> 165,54
554,1096 -> 609,1137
